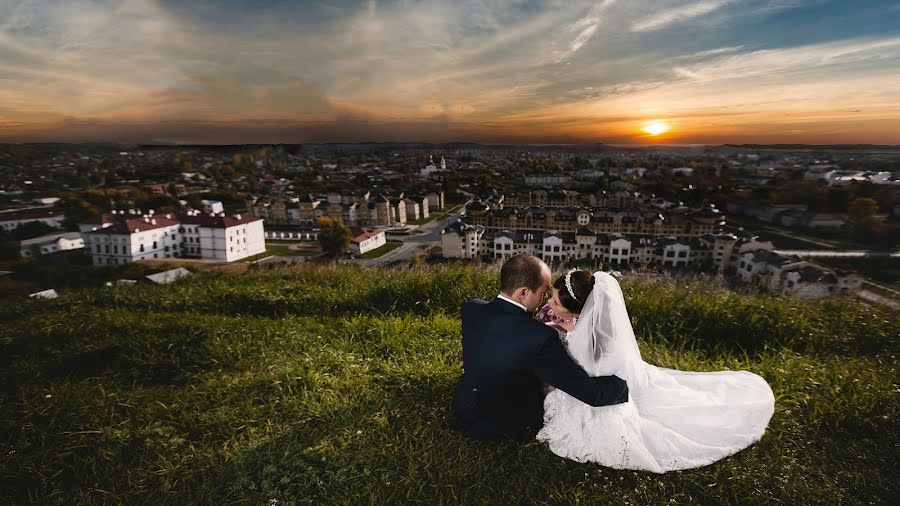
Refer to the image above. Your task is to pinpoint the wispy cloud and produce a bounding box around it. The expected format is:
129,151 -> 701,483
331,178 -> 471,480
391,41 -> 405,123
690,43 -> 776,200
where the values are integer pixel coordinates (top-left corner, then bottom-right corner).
552,0 -> 616,63
0,0 -> 898,143
631,0 -> 734,32
673,45 -> 745,60
672,36 -> 900,82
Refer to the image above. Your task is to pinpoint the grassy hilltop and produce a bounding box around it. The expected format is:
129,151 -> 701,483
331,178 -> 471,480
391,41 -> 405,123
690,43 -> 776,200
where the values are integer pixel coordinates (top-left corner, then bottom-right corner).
1,264 -> 898,505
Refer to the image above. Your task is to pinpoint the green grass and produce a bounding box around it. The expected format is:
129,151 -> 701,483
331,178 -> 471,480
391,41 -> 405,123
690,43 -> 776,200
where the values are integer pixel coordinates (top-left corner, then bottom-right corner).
356,241 -> 403,259
1,265 -> 897,504
243,245 -> 319,263
263,245 -> 319,257
724,215 -> 866,250
407,215 -> 438,225
407,204 -> 463,225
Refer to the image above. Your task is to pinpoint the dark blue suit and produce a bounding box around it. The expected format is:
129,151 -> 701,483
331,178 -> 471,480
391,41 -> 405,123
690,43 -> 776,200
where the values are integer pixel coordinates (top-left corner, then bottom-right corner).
452,297 -> 629,441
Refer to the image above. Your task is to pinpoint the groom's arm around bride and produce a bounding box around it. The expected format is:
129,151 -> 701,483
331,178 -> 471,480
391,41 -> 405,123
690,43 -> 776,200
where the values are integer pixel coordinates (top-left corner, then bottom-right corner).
452,254 -> 628,442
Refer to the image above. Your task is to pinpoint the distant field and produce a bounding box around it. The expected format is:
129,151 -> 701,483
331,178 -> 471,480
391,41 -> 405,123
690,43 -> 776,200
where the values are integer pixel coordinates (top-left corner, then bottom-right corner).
723,215 -> 857,249
815,257 -> 900,290
1,265 -> 897,504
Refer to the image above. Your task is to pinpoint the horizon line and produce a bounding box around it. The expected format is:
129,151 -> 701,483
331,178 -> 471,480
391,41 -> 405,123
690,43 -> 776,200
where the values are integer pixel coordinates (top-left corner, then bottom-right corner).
3,141 -> 900,149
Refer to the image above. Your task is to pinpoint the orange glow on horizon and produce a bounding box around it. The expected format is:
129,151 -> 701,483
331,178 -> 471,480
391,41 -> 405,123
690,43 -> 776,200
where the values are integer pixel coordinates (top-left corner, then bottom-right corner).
641,121 -> 671,136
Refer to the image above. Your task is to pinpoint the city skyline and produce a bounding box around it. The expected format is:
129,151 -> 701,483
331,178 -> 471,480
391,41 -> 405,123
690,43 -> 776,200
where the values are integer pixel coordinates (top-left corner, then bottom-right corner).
2,0 -> 900,145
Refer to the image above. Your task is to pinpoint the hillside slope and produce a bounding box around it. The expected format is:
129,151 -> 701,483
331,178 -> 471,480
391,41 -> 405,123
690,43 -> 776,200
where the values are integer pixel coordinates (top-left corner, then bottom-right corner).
1,265 -> 898,504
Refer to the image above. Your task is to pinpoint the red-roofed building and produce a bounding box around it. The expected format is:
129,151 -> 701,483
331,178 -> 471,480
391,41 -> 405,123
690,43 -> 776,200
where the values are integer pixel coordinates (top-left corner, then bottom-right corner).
77,213 -> 118,233
349,227 -> 386,255
80,209 -> 265,265
178,211 -> 265,261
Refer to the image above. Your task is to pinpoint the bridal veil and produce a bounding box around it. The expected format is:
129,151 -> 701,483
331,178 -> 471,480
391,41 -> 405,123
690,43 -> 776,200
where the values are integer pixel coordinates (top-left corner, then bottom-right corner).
537,272 -> 776,473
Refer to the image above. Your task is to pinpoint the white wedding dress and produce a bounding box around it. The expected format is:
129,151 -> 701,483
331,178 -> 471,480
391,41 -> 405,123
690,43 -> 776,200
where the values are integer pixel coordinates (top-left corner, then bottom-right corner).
536,272 -> 775,473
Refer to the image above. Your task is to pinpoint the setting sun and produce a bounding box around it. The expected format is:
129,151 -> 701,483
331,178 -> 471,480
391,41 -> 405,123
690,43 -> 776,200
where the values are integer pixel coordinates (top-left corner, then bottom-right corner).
642,121 -> 671,136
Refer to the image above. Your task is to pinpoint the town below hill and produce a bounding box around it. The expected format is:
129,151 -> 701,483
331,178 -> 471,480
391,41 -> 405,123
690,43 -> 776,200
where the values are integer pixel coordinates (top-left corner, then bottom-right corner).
1,143 -> 897,307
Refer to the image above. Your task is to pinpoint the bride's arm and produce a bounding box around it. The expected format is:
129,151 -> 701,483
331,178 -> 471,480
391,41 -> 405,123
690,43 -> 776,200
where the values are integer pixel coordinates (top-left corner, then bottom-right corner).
549,321 -> 575,333
533,331 -> 629,407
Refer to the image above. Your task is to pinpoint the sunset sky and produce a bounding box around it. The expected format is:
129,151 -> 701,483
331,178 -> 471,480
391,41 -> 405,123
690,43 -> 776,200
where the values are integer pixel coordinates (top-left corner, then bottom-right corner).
2,0 -> 900,145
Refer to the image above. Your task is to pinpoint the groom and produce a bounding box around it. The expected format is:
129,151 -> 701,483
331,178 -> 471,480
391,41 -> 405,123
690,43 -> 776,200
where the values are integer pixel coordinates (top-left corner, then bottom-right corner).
452,254 -> 629,441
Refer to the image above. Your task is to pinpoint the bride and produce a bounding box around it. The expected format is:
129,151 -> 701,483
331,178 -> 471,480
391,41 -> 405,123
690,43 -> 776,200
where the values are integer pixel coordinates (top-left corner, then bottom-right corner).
536,270 -> 775,473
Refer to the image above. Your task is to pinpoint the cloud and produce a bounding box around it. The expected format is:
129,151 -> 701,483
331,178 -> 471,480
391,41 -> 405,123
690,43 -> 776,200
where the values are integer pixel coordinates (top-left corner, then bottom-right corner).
552,0 -> 616,63
1,0 -> 898,144
631,0 -> 734,32
671,36 -> 900,82
673,45 -> 745,60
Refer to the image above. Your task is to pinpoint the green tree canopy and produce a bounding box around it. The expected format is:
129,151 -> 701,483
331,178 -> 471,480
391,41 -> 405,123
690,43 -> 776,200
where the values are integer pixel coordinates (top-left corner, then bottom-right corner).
57,192 -> 103,228
9,221 -> 59,241
317,217 -> 352,258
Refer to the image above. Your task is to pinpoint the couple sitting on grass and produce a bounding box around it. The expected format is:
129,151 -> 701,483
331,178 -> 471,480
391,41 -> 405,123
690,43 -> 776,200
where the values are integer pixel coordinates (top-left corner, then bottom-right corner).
452,254 -> 775,473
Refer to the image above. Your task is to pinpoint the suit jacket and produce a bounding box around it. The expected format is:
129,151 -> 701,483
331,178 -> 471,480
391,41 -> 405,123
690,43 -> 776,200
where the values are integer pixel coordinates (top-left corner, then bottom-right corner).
452,297 -> 629,441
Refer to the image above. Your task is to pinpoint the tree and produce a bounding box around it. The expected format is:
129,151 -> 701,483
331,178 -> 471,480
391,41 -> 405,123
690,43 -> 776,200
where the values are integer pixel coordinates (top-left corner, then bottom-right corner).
317,217 -> 352,258
0,240 -> 18,261
58,192 -> 102,228
9,221 -> 58,241
847,197 -> 879,223
846,197 -> 884,245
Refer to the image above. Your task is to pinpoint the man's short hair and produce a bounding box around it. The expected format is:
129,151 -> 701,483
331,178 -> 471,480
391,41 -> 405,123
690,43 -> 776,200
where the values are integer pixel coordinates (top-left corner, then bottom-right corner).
500,254 -> 546,294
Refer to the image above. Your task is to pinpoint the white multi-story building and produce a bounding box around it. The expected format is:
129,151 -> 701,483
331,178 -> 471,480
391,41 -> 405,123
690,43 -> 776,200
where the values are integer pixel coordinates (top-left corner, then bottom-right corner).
441,221 -> 861,298
83,212 -> 182,266
403,195 -> 430,221
0,209 -> 67,232
349,227 -> 386,255
446,221 -> 750,272
441,221 -> 484,259
420,155 -> 444,178
18,232 -> 84,258
80,209 -> 265,265
179,210 -> 266,262
608,235 -> 632,265
426,191 -> 445,211
736,249 -> 862,298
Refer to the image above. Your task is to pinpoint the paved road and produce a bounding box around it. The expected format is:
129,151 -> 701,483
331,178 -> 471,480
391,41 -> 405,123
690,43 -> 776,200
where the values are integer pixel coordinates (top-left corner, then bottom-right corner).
774,250 -> 900,258
723,224 -> 839,249
857,290 -> 900,310
355,204 -> 466,268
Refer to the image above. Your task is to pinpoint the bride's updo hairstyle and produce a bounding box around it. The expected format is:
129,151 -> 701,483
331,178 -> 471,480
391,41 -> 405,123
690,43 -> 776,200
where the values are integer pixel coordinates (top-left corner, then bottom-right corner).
553,270 -> 594,314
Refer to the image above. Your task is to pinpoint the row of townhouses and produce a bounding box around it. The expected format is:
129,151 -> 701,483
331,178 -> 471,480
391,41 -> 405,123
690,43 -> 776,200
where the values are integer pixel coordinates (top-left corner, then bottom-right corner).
462,202 -> 723,237
78,209 -> 265,265
442,224 -> 743,272
477,189 -> 664,210
245,190 -> 445,228
734,249 -> 863,298
441,224 -> 862,298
